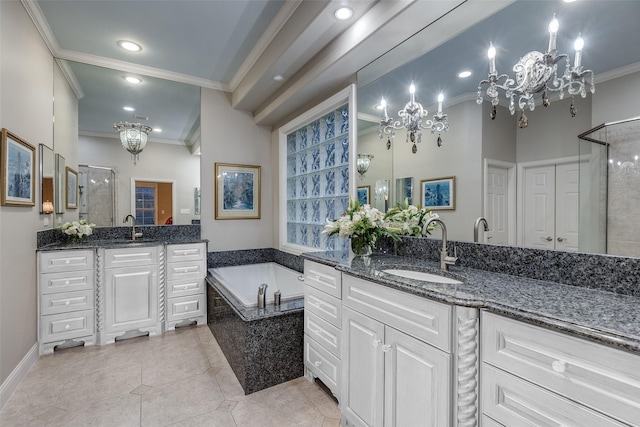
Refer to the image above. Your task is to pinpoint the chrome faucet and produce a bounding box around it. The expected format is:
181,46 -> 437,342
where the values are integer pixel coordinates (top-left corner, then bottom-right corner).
257,283 -> 268,309
474,217 -> 489,243
422,217 -> 458,271
123,214 -> 143,241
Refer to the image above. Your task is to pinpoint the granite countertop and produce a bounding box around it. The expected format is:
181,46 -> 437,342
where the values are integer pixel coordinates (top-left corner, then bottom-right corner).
302,251 -> 640,354
38,237 -> 208,251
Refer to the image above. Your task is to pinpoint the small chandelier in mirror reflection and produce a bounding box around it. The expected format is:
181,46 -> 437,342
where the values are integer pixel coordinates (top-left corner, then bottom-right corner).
114,122 -> 152,165
477,15 -> 594,128
357,154 -> 374,179
378,83 -> 449,153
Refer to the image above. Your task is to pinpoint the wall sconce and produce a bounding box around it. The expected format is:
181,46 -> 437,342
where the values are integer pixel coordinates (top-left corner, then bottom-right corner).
42,200 -> 54,214
357,154 -> 374,178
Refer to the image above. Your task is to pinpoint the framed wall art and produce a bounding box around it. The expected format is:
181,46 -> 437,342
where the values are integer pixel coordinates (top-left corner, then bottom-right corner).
357,185 -> 370,205
1,128 -> 35,206
66,166 -> 78,209
215,163 -> 261,219
421,176 -> 455,210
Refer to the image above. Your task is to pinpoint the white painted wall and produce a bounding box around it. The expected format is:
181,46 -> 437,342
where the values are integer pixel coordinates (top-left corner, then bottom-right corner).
482,103 -> 516,163
200,88 -> 273,250
355,129 -> 393,204
0,0 -> 54,386
592,71 -> 640,125
78,135 -> 200,225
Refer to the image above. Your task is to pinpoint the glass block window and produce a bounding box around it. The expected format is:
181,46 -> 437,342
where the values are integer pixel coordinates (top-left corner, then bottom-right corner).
286,104 -> 350,251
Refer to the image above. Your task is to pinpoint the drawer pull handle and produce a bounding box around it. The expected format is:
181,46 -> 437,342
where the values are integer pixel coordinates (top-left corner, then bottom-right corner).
65,280 -> 70,285
314,361 -> 322,367
552,360 -> 567,373
382,344 -> 392,352
372,339 -> 381,348
311,302 -> 322,309
65,300 -> 71,305
64,324 -> 70,329
65,260 -> 70,264
313,329 -> 321,336
298,275 -> 305,282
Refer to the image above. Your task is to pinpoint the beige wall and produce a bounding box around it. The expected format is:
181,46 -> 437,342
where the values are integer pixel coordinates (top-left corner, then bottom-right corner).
78,135 -> 200,225
0,0 -> 54,385
200,88 -> 273,250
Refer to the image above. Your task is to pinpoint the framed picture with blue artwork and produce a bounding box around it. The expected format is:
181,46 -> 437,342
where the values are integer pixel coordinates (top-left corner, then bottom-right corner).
1,128 -> 35,207
421,176 -> 455,210
357,186 -> 370,205
215,163 -> 261,219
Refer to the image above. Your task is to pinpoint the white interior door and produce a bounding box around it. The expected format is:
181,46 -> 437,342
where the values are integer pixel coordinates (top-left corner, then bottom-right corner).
523,165 -> 556,249
555,163 -> 580,252
486,165 -> 510,244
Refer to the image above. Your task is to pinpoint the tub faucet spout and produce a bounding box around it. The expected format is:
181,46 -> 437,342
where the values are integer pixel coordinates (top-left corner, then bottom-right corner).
257,283 -> 268,309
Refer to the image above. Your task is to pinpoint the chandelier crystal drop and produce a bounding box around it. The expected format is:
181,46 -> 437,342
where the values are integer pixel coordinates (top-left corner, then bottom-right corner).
114,122 -> 152,165
379,83 -> 449,153
477,15 -> 594,128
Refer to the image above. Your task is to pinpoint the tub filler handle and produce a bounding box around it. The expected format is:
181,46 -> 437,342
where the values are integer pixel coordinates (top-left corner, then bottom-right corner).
257,283 -> 268,309
297,275 -> 305,282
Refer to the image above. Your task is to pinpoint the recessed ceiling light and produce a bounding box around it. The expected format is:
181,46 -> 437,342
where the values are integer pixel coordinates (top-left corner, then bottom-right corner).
273,74 -> 284,81
124,76 -> 142,84
117,40 -> 142,52
123,106 -> 135,112
458,70 -> 472,78
152,128 -> 162,133
334,7 -> 353,21
563,0 -> 577,3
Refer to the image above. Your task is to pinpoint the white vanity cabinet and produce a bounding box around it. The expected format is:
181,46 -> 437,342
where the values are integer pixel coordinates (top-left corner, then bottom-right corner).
341,274 -> 452,427
481,312 -> 640,427
303,260 -> 343,399
165,242 -> 207,330
38,249 -> 96,354
99,246 -> 162,344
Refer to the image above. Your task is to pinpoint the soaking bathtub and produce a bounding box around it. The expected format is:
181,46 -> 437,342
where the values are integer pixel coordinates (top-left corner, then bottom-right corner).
207,261 -> 305,394
209,262 -> 304,308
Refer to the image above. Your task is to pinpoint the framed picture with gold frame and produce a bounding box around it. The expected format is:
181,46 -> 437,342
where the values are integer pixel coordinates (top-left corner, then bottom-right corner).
420,176 -> 455,210
65,166 -> 78,209
1,128 -> 36,206
215,163 -> 261,219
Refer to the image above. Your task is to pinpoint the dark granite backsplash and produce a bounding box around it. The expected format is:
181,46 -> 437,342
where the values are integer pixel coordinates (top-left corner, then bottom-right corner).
376,236 -> 640,297
37,224 -> 201,248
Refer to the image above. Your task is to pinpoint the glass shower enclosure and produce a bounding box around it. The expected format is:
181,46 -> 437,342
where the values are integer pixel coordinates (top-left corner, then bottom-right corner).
78,165 -> 117,226
579,117 -> 640,257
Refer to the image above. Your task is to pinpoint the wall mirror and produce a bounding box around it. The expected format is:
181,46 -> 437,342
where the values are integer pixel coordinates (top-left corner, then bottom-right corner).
39,144 -> 54,214
57,61 -> 201,226
54,153 -> 65,214
356,0 -> 640,256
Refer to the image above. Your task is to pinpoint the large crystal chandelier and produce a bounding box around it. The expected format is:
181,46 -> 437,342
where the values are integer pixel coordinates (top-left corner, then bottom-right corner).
379,83 -> 449,153
477,15 -> 594,128
114,122 -> 152,165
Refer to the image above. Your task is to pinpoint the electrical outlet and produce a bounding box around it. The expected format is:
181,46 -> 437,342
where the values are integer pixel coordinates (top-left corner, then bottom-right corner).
44,217 -> 49,227
180,208 -> 190,214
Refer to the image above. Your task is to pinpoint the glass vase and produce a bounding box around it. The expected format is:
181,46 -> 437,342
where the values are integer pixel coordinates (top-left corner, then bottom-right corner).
350,234 -> 373,257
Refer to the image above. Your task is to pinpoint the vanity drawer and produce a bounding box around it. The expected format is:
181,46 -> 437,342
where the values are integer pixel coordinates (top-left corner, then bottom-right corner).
167,243 -> 205,263
41,290 -> 93,315
304,260 -> 341,299
39,250 -> 94,273
482,312 -> 640,426
166,278 -> 205,299
166,260 -> 206,282
41,309 -> 94,343
166,294 -> 205,322
305,285 -> 342,328
305,334 -> 341,398
104,246 -> 158,268
343,275 -> 452,352
40,270 -> 94,294
482,363 -> 625,427
305,310 -> 341,358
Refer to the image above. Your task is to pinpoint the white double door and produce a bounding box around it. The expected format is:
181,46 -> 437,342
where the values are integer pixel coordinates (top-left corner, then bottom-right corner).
520,159 -> 580,251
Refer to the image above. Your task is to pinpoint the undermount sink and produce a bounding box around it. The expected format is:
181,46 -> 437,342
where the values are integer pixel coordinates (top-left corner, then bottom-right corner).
382,269 -> 463,285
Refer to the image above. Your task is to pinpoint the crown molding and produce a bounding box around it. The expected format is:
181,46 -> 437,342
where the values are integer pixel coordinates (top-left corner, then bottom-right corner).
55,59 -> 84,100
596,61 -> 640,84
228,0 -> 302,92
79,130 -> 187,146
21,0 -> 60,56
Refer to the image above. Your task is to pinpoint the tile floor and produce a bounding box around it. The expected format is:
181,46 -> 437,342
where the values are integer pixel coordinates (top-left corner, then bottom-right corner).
0,326 -> 341,426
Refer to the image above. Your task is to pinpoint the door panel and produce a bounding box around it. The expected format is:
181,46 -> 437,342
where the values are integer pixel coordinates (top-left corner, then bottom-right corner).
555,163 -> 580,252
486,166 -> 509,244
524,165 -> 555,249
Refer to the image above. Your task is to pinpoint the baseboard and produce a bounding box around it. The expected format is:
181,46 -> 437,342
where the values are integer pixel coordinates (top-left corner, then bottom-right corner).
0,342 -> 38,411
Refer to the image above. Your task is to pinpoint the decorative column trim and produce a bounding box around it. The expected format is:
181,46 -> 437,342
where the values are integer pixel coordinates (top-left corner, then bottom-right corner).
158,245 -> 166,328
95,248 -> 104,333
454,306 -> 480,427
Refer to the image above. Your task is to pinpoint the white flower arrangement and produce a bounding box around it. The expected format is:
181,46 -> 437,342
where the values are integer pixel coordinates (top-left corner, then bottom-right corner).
384,199 -> 440,236
61,220 -> 96,242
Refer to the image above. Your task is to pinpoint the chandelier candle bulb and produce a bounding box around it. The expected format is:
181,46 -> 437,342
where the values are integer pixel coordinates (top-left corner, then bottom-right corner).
437,93 -> 444,115
409,83 -> 416,103
548,15 -> 559,52
574,35 -> 584,67
488,43 -> 497,74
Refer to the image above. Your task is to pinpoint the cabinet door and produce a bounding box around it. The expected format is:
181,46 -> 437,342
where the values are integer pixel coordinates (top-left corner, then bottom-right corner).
342,307 -> 384,427
384,326 -> 451,427
105,265 -> 158,333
